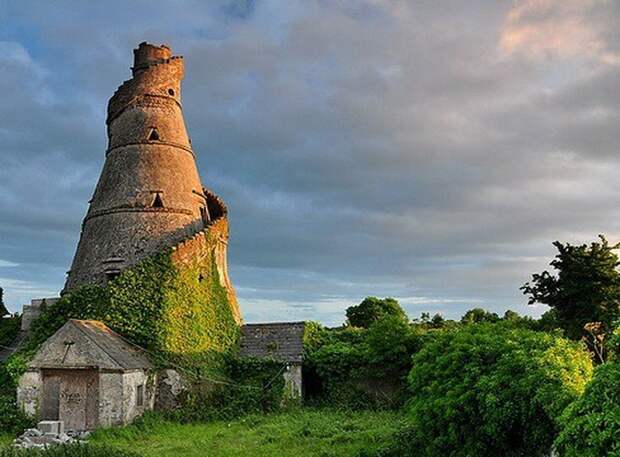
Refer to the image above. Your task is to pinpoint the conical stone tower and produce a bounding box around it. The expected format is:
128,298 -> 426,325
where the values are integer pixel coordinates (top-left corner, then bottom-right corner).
64,43 -> 239,323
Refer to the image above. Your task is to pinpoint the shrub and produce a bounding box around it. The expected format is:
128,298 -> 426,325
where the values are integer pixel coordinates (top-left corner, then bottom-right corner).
404,323 -> 593,457
0,315 -> 20,348
555,362 -> 620,457
305,318 -> 425,408
166,356 -> 286,422
0,394 -> 35,436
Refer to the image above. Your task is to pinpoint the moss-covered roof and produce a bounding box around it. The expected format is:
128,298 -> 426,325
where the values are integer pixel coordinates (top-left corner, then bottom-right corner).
240,322 -> 305,363
29,319 -> 152,371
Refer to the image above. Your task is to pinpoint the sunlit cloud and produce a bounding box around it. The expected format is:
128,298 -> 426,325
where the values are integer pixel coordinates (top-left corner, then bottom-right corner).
500,0 -> 620,64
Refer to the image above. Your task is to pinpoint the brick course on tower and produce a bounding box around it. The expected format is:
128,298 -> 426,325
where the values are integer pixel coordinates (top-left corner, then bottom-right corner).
64,43 -> 235,310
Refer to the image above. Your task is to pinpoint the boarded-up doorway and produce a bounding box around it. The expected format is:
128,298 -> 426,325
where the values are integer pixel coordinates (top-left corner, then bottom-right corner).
41,369 -> 99,431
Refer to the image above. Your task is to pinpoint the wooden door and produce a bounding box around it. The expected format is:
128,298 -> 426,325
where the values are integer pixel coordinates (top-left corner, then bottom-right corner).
41,372 -> 60,420
42,369 -> 99,431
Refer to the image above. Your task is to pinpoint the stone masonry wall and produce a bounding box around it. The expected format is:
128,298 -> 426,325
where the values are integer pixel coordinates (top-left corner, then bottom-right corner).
97,372 -> 124,427
64,43 -> 218,292
17,370 -> 41,417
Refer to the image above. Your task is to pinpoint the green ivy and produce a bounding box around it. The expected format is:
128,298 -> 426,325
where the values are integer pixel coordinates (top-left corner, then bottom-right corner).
15,244 -> 240,382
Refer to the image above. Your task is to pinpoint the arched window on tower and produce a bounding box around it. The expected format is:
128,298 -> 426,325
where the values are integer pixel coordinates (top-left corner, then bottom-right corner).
152,192 -> 164,208
147,127 -> 160,141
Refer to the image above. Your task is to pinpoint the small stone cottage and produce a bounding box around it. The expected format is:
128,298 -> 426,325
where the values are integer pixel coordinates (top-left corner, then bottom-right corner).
240,322 -> 305,399
18,320 -> 154,431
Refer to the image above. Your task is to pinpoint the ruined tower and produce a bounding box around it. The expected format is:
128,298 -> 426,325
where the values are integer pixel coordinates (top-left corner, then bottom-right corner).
64,43 -> 240,321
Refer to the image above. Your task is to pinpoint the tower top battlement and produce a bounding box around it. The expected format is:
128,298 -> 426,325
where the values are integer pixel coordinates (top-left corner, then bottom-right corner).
132,42 -> 174,75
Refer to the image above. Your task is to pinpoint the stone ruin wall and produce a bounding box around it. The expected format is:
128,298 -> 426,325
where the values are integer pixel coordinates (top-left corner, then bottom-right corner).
170,188 -> 242,323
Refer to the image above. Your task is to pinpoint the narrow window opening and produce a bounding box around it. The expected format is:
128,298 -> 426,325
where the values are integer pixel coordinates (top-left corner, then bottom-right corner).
148,127 -> 160,141
200,206 -> 210,224
136,384 -> 144,407
106,270 -> 121,281
168,88 -> 175,96
152,192 -> 164,208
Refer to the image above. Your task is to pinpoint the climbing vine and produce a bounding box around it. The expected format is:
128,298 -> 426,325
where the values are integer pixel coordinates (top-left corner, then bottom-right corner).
18,241 -> 240,379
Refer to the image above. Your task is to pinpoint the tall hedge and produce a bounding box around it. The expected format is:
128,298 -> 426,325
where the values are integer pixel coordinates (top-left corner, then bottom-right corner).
405,324 -> 593,457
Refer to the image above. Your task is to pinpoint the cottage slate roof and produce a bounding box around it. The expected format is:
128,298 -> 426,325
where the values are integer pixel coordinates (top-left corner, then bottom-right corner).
29,319 -> 152,371
239,322 -> 305,363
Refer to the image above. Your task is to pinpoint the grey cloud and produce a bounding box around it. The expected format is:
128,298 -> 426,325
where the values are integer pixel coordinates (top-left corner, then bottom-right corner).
1,1 -> 620,325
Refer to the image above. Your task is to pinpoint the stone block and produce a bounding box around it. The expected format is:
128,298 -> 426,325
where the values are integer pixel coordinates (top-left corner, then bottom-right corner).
38,421 -> 64,436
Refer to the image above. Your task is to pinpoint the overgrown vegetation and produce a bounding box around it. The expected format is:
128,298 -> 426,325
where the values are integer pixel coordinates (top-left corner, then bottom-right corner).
0,238 -> 242,436
0,314 -> 20,351
1,235 -> 619,456
0,315 -> 33,435
554,361 -> 620,457
402,324 -> 593,457
166,356 -> 287,422
304,315 -> 424,408
13,244 -> 239,381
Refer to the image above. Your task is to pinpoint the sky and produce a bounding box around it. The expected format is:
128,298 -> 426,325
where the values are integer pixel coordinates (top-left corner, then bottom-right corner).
1,0 -> 620,325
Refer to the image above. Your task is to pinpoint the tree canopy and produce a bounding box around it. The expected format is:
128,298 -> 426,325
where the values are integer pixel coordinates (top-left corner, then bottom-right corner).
521,235 -> 620,340
345,297 -> 408,329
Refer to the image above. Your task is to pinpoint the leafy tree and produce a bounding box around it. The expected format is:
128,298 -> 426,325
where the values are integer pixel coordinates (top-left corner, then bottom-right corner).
429,313 -> 445,328
0,287 -> 9,317
503,309 -> 520,321
365,316 -> 423,376
346,297 -> 408,329
555,361 -> 620,457
521,236 -> 620,340
460,307 -> 500,324
405,323 -> 593,457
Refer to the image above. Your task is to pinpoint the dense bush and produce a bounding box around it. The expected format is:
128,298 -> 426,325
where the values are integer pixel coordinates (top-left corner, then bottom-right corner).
0,315 -> 21,349
0,316 -> 34,437
0,444 -> 140,457
403,324 -> 593,457
0,394 -> 35,436
305,318 -> 425,408
555,362 -> 620,457
166,355 -> 286,422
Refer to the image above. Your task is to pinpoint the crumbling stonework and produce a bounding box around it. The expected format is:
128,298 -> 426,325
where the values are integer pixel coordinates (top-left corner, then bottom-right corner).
64,42 -> 237,319
154,369 -> 187,411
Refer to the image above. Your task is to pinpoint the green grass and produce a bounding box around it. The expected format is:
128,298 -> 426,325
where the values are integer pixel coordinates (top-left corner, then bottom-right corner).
0,435 -> 12,449
89,408 -> 405,457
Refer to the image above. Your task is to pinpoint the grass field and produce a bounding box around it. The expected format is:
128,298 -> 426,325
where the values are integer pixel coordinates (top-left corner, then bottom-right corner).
87,408 -> 404,457
0,435 -> 12,449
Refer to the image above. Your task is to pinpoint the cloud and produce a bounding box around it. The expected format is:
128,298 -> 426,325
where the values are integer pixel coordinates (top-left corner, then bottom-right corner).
1,1 -> 620,324
500,0 -> 620,64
